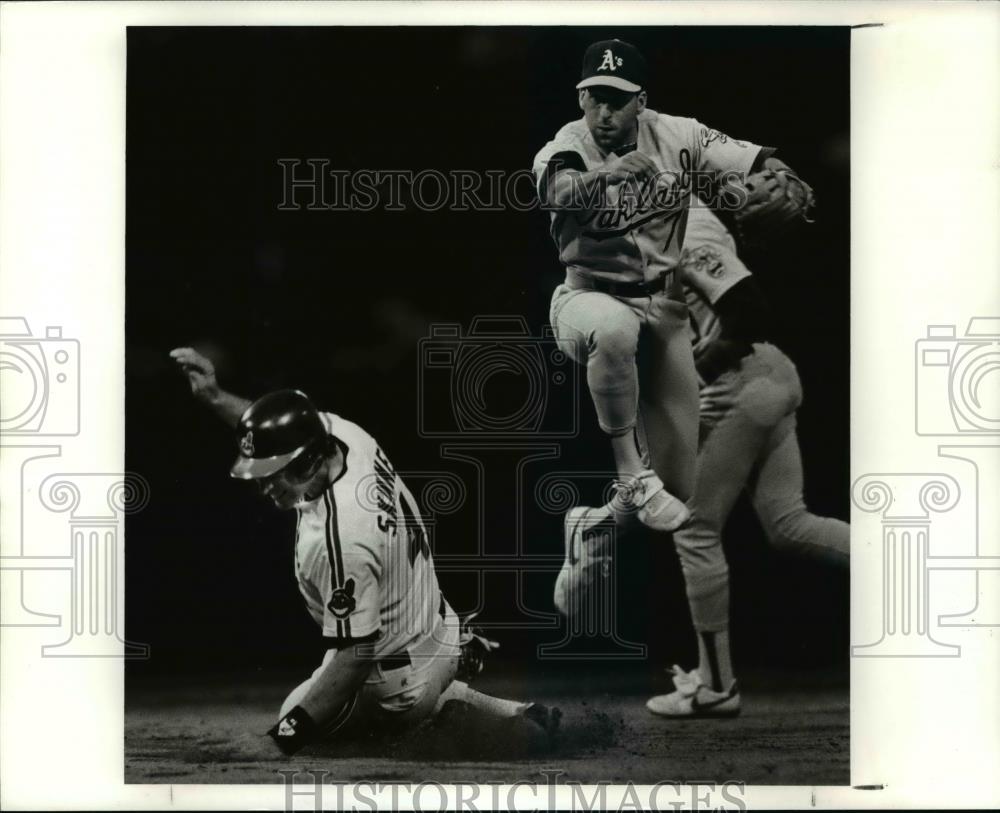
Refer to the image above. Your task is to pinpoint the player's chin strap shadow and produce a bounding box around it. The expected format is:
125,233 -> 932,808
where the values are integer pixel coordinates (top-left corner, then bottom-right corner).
456,612 -> 500,683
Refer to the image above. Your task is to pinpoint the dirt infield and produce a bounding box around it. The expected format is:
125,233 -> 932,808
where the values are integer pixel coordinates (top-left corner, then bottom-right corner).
125,664 -> 848,785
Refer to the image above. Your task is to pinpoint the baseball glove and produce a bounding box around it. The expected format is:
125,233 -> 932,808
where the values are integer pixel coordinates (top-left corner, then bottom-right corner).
733,168 -> 815,241
456,612 -> 499,682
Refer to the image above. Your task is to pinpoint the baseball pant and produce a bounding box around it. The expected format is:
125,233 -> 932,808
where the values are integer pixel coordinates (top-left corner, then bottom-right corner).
675,343 -> 850,632
279,601 -> 462,736
549,283 -> 699,500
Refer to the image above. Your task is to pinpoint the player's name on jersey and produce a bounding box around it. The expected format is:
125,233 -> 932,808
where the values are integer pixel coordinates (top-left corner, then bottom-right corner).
562,175 -> 750,233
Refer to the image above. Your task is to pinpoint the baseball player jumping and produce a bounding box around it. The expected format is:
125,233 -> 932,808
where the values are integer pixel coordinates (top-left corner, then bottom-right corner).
533,38 -> 807,535
555,192 -> 846,718
171,348 -> 559,756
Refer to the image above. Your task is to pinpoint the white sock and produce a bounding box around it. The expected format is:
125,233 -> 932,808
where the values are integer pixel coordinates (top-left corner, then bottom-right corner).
437,680 -> 527,719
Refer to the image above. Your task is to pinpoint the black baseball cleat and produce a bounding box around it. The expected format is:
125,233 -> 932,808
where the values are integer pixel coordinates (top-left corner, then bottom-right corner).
520,702 -> 563,740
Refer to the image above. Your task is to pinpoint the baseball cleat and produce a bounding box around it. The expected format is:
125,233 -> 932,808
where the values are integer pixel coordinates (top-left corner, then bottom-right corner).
612,470 -> 690,533
520,703 -> 562,748
553,506 -> 614,617
646,665 -> 741,718
521,702 -> 563,739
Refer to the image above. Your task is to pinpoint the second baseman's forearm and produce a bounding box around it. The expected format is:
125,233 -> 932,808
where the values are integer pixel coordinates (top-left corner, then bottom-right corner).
548,168 -> 616,211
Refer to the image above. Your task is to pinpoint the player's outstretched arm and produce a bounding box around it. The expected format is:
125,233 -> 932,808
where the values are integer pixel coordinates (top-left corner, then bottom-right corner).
301,645 -> 373,722
169,346 -> 251,428
268,645 -> 374,755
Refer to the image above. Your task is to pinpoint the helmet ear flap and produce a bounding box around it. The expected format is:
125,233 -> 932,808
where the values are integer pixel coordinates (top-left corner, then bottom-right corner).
283,434 -> 336,482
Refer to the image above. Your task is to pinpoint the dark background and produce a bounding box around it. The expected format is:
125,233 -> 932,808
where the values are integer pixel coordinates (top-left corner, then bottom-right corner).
125,27 -> 849,678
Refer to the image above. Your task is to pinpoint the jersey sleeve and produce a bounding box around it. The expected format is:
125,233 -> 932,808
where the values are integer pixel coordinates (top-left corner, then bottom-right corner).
533,130 -> 589,200
317,537 -> 382,646
688,118 -> 766,177
534,150 -> 587,204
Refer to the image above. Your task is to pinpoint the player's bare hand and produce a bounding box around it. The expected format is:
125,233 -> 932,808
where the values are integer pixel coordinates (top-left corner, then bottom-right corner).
606,151 -> 659,186
698,378 -> 738,421
169,346 -> 220,405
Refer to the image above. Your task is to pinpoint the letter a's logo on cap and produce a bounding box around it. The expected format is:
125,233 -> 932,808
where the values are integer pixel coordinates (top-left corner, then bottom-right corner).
240,431 -> 254,457
598,49 -> 623,72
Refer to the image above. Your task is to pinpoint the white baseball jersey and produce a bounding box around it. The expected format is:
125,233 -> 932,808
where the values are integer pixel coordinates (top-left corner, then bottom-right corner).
679,201 -> 753,364
533,108 -> 763,285
293,413 -> 440,658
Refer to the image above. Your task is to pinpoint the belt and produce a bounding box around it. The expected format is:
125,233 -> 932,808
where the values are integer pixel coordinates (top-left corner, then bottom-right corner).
379,593 -> 447,671
576,270 -> 669,298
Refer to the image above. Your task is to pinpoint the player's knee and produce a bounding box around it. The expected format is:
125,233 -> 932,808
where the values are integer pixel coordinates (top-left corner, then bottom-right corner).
674,511 -> 723,548
762,508 -> 810,551
684,560 -> 729,596
589,321 -> 639,363
674,523 -> 726,573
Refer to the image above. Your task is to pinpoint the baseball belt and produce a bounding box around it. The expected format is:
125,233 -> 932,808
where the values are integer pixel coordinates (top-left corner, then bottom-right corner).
577,269 -> 670,298
378,593 -> 448,671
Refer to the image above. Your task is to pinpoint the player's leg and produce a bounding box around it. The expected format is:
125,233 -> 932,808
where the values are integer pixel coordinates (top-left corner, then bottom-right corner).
649,346 -> 799,717
550,285 -> 643,467
357,601 -> 463,729
648,373 -> 763,717
361,603 -> 557,736
425,613 -> 561,739
737,344 -> 849,564
637,291 -> 700,503
750,415 -> 850,565
435,680 -> 527,717
550,285 -> 687,531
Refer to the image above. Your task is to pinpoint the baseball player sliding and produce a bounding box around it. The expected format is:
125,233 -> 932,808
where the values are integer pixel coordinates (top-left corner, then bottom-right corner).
533,38 -> 807,535
171,348 -> 559,756
555,194 -> 844,718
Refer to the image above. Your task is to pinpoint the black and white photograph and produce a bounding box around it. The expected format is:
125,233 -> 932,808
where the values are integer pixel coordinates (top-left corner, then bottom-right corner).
124,26 -> 849,788
1,3 -> 998,811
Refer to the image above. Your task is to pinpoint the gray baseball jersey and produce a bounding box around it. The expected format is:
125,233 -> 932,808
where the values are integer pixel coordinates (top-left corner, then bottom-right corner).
533,109 -> 763,285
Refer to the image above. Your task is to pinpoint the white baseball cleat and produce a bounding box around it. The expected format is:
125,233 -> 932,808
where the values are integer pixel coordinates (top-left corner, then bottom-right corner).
611,470 -> 690,533
553,506 -> 613,617
646,665 -> 741,718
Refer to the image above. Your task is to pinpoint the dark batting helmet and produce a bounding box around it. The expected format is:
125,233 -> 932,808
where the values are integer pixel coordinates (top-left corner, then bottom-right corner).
230,389 -> 330,480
